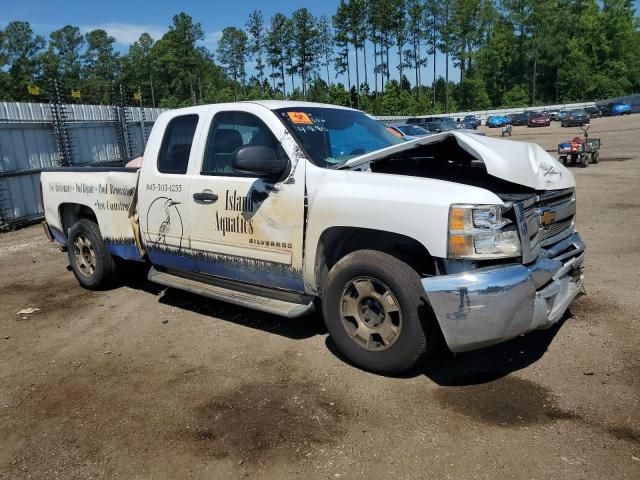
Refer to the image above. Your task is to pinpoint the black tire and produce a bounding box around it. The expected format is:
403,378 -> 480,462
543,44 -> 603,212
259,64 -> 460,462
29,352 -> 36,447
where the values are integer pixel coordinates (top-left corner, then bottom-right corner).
561,155 -> 568,166
67,219 -> 118,290
591,151 -> 599,164
580,154 -> 589,168
321,250 -> 431,374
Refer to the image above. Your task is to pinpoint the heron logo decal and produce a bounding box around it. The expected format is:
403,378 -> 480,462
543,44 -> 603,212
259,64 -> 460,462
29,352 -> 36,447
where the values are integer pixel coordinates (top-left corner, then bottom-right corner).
146,196 -> 184,250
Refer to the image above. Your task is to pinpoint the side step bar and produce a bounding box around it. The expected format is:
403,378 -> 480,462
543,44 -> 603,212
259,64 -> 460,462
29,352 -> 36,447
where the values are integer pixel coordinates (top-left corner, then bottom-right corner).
148,267 -> 315,318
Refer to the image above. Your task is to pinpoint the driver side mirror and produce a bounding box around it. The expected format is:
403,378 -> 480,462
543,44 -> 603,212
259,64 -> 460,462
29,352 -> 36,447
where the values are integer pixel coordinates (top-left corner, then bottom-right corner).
231,146 -> 288,177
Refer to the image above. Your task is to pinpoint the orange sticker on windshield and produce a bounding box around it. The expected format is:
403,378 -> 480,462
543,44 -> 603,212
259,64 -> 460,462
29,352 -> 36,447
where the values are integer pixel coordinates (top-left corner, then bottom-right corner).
287,111 -> 313,125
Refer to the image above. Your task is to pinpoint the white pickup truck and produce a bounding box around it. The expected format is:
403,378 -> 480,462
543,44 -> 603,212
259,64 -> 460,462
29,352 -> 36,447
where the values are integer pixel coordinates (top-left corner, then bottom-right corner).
41,101 -> 585,373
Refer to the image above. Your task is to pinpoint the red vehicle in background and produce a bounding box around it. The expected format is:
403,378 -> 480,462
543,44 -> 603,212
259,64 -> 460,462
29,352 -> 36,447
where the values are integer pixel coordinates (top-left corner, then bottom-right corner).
528,112 -> 551,127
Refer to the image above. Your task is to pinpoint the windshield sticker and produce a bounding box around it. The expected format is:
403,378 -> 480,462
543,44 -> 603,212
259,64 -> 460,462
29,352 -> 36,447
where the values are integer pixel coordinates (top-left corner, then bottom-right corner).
294,124 -> 327,133
287,111 -> 313,125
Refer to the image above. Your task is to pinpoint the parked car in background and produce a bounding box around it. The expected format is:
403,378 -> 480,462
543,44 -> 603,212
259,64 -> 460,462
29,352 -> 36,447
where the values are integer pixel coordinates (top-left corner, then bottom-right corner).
509,113 -> 529,126
528,112 -> 551,127
419,120 -> 454,133
561,109 -> 591,127
601,102 -> 632,116
462,115 -> 481,129
486,115 -> 510,128
547,110 -> 561,121
558,110 -> 570,122
585,106 -> 602,118
414,117 -> 462,133
389,124 -> 431,139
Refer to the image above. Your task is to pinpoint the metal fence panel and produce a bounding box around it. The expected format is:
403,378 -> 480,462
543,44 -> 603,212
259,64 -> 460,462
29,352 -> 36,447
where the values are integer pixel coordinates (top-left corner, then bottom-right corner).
3,173 -> 43,223
0,101 -> 164,228
0,122 -> 58,172
69,122 -> 120,165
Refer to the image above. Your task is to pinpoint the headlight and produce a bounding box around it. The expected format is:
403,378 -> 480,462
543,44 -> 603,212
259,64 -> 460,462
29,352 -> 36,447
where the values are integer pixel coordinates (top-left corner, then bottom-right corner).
448,205 -> 521,259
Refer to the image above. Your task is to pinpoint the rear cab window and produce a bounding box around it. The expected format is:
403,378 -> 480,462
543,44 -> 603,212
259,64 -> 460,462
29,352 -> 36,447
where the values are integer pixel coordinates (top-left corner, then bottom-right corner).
157,114 -> 199,174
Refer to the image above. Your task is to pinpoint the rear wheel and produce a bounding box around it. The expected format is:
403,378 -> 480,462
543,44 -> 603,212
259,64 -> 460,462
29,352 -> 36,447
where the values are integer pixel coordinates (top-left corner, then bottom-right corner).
591,151 -> 599,164
67,219 -> 118,290
321,250 -> 431,374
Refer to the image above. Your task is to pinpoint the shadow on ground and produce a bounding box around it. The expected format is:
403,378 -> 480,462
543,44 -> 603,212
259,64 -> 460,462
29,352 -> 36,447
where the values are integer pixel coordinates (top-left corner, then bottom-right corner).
120,263 -> 326,340
327,312 -> 569,387
121,262 -> 567,386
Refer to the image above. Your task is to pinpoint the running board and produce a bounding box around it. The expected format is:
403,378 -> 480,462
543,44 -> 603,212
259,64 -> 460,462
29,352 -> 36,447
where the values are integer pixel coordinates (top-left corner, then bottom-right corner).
147,267 -> 314,318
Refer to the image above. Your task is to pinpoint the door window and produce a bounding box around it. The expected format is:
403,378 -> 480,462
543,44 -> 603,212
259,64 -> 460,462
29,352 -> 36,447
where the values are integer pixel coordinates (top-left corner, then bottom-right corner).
157,114 -> 199,174
202,111 -> 286,175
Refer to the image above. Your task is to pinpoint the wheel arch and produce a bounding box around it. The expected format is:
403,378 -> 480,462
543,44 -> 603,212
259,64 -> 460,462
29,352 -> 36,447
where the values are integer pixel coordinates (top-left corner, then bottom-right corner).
312,226 -> 435,296
58,203 -> 98,242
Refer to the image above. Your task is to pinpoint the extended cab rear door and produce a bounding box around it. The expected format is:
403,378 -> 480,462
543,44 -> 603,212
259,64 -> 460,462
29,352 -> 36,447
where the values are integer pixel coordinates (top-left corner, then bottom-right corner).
138,110 -> 204,272
187,104 -> 306,292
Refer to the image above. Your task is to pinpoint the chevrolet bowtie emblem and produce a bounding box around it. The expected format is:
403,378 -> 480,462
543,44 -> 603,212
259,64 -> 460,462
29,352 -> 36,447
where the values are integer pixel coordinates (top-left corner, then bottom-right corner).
541,210 -> 556,226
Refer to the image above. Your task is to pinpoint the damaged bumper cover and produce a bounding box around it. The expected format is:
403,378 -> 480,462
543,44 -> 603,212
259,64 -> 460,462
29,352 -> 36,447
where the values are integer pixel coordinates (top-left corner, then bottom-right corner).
422,232 -> 585,353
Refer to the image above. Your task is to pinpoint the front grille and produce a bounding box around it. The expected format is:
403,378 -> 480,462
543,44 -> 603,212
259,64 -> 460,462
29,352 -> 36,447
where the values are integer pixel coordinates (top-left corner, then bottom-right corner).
530,217 -> 575,247
516,188 -> 577,263
525,192 -> 574,214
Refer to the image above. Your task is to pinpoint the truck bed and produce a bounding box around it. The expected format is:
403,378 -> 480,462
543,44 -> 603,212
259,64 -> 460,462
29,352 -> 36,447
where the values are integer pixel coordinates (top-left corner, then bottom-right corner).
41,167 -> 142,260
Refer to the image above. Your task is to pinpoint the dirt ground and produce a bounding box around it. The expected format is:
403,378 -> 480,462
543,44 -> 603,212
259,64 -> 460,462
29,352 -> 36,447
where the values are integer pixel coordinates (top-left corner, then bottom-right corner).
1,114 -> 639,479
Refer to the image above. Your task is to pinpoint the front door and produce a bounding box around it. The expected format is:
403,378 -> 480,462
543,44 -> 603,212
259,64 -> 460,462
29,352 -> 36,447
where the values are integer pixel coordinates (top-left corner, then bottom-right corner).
187,108 -> 306,292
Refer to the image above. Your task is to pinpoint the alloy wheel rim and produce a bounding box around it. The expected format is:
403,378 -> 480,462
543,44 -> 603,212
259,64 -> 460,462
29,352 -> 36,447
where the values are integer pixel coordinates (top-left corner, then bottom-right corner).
73,234 -> 97,277
339,276 -> 402,351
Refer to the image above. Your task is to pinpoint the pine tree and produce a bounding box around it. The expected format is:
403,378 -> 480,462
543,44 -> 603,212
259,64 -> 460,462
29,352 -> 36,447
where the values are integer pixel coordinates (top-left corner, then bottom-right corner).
82,29 -> 119,103
317,16 -> 335,88
216,27 -> 248,101
266,13 -> 289,97
291,8 -> 319,97
1,21 -> 45,101
42,25 -> 84,96
246,10 -> 266,91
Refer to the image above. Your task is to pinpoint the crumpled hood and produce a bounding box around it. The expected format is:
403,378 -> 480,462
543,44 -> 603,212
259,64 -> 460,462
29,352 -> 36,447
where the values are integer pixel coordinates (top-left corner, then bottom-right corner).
342,131 -> 575,190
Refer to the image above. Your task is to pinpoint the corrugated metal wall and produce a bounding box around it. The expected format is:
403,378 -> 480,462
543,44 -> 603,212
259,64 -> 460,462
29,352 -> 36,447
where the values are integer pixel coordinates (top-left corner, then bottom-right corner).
0,102 -> 164,227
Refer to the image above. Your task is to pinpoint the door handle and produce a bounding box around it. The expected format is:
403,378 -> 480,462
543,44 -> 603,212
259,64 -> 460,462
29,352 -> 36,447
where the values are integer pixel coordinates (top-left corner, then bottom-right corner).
193,190 -> 218,203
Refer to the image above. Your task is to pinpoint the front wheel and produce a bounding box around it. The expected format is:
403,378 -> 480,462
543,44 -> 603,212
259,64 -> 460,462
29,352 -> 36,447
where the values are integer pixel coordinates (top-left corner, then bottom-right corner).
321,250 -> 431,374
67,219 -> 118,290
591,151 -> 599,164
580,154 -> 589,168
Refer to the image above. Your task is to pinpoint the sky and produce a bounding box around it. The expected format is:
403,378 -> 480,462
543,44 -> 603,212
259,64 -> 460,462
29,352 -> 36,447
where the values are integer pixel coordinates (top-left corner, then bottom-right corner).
2,0 -> 640,88
0,0 -> 454,87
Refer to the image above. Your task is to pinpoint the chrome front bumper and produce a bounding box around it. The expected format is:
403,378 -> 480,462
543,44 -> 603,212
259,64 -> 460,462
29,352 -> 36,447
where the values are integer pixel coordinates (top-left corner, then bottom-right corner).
423,232 -> 585,353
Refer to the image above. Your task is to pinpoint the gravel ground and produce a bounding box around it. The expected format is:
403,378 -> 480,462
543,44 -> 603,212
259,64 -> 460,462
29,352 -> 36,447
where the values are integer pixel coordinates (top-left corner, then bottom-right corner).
1,114 -> 639,479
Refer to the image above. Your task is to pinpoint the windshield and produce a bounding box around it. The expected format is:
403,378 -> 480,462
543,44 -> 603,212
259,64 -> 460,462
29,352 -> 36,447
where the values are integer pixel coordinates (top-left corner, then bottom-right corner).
276,107 -> 403,167
397,125 -> 429,136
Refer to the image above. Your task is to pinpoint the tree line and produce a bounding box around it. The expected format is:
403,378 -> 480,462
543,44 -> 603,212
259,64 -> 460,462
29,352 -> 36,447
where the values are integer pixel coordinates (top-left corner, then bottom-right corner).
1,1 -> 638,115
